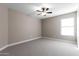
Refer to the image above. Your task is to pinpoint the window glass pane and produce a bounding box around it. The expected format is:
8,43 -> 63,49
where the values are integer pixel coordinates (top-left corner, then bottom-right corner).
61,18 -> 74,27
61,27 -> 74,36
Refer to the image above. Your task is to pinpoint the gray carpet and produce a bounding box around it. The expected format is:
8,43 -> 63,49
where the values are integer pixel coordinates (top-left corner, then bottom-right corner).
0,38 -> 79,56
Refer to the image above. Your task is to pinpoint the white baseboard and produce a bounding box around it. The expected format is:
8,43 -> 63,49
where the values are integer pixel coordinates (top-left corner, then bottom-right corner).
43,37 -> 76,44
8,37 -> 41,47
43,37 -> 56,39
0,45 -> 8,51
0,37 -> 41,51
43,37 -> 59,40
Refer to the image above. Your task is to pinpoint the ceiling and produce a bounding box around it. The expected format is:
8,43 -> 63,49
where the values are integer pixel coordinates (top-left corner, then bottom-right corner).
4,3 -> 79,19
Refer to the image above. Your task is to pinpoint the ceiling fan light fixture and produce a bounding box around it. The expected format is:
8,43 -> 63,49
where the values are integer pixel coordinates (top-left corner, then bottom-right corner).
35,5 -> 52,16
41,12 -> 46,16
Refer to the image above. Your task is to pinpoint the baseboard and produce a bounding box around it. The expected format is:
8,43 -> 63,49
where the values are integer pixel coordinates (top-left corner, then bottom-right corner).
43,37 -> 59,40
43,37 -> 76,44
0,45 -> 8,51
8,37 -> 41,47
43,37 -> 56,39
0,37 -> 41,51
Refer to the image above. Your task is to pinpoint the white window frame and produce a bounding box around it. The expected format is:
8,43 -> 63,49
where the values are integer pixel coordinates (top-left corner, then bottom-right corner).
61,17 -> 74,36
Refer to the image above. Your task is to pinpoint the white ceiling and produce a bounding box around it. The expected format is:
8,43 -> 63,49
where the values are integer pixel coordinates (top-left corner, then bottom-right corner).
4,3 -> 79,19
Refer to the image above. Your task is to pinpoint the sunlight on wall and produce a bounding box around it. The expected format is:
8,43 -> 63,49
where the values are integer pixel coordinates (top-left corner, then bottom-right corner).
61,17 -> 74,36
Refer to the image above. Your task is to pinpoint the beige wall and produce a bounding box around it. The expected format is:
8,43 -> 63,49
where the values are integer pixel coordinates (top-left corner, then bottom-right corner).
8,9 -> 41,44
42,12 -> 77,42
0,5 -> 8,48
0,5 -> 77,48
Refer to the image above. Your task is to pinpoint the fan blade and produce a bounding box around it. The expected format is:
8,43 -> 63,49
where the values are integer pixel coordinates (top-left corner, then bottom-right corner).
42,8 -> 45,12
46,8 -> 49,11
47,12 -> 52,14
36,10 -> 42,12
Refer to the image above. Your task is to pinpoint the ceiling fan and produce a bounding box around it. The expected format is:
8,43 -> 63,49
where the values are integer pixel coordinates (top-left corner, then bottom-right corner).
36,7 -> 52,16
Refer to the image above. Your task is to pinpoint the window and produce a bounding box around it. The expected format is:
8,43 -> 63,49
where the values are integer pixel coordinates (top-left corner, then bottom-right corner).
61,17 -> 74,36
